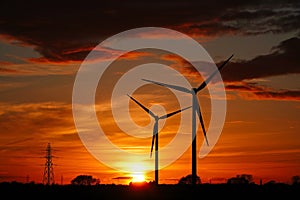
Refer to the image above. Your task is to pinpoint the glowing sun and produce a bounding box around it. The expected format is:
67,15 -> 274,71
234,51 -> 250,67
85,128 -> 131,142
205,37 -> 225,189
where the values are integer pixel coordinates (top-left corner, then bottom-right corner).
131,173 -> 146,182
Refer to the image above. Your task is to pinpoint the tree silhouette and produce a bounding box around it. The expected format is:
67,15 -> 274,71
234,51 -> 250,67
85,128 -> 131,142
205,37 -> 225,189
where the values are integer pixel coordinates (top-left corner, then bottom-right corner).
238,174 -> 253,183
70,175 -> 100,186
227,174 -> 253,184
291,175 -> 300,185
178,174 -> 201,185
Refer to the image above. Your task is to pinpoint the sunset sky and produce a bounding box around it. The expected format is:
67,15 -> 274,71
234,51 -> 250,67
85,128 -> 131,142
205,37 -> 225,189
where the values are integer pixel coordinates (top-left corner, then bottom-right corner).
0,0 -> 299,185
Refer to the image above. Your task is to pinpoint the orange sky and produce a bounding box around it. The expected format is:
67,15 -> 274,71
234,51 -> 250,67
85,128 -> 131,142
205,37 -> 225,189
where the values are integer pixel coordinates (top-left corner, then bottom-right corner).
0,1 -> 299,186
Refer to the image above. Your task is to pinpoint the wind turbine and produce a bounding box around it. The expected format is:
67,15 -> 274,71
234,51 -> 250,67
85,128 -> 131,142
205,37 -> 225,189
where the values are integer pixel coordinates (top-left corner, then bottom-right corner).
142,54 -> 233,185
127,94 -> 191,185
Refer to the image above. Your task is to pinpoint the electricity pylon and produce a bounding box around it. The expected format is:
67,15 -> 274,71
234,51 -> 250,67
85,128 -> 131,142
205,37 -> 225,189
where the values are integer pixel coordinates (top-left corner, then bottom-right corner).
42,143 -> 55,185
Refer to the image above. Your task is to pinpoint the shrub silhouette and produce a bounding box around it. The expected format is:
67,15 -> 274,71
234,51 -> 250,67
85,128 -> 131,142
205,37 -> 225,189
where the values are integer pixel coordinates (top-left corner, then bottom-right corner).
71,175 -> 99,185
178,174 -> 201,184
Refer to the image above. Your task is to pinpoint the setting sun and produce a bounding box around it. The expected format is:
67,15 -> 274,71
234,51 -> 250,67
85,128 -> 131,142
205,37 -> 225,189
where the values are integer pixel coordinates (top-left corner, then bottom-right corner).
131,173 -> 146,183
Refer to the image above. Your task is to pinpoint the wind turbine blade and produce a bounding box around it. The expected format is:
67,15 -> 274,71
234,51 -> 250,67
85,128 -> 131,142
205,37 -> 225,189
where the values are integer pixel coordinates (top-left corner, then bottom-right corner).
195,54 -> 233,93
150,134 -> 155,158
142,79 -> 191,94
195,98 -> 209,146
159,106 -> 192,119
127,94 -> 156,118
150,121 -> 158,158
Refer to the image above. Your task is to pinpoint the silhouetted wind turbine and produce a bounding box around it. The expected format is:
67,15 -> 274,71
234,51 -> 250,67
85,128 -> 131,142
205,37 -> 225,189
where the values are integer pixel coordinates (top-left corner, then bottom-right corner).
142,54 -> 233,185
127,94 -> 191,185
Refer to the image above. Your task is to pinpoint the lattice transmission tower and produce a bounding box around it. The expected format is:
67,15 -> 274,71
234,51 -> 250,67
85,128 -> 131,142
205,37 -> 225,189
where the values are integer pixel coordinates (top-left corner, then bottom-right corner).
42,143 -> 55,185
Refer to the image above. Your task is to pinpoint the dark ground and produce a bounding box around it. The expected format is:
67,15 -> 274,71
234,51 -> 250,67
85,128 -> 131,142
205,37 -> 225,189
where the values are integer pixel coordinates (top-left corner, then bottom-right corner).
1,182 -> 299,199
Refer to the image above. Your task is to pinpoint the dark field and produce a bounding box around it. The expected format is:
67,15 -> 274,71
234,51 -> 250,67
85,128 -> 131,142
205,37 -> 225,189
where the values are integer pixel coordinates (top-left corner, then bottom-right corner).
1,182 -> 299,199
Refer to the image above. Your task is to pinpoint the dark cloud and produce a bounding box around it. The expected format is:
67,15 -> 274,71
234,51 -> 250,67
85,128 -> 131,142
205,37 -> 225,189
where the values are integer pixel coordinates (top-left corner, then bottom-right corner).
226,82 -> 300,101
214,36 -> 300,101
194,8 -> 300,35
226,83 -> 257,91
220,37 -> 300,82
254,89 -> 300,101
112,176 -> 132,180
0,0 -> 299,62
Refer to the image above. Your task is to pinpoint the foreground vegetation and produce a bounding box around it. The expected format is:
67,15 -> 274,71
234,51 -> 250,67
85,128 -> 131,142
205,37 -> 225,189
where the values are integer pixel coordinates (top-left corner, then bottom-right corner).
1,181 -> 299,199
